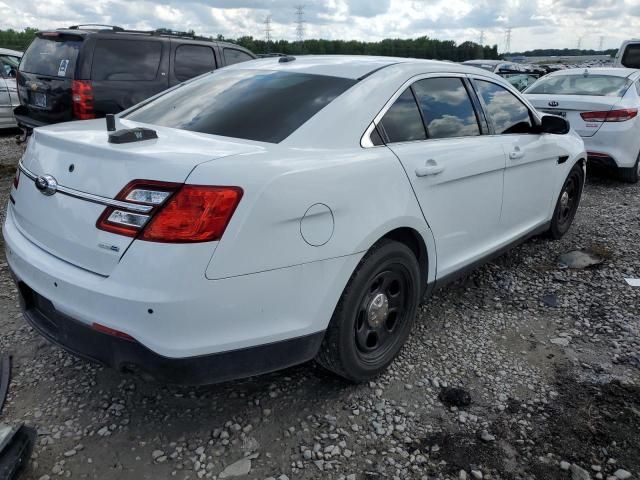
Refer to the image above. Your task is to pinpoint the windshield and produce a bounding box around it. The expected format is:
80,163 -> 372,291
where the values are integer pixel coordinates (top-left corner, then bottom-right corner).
621,44 -> 640,69
126,69 -> 357,143
20,35 -> 81,78
525,74 -> 631,96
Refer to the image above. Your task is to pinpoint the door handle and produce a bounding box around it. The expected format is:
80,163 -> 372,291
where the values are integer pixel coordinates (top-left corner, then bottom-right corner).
509,147 -> 525,160
415,159 -> 444,177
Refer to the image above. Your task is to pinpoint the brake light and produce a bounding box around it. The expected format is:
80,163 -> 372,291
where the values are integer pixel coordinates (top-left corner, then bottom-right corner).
13,169 -> 19,189
140,186 -> 243,243
96,180 -> 243,243
72,80 -> 95,120
580,108 -> 638,122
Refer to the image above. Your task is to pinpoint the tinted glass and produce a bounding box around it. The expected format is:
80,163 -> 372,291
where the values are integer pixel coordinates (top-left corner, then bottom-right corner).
127,69 -> 355,143
476,80 -> 533,134
92,40 -> 161,81
175,45 -> 216,82
412,78 -> 480,139
224,48 -> 253,66
621,44 -> 640,69
20,37 -> 81,78
526,74 -> 630,97
0,55 -> 20,78
379,89 -> 426,143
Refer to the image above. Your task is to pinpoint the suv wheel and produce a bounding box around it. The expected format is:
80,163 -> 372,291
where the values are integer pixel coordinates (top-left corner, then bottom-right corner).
619,152 -> 640,184
548,163 -> 584,240
316,239 -> 421,382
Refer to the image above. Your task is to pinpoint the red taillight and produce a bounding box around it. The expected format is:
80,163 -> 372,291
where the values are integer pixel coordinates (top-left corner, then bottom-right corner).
72,80 -> 95,120
92,323 -> 136,342
13,169 -> 19,189
580,108 -> 638,122
141,186 -> 243,243
96,181 -> 243,243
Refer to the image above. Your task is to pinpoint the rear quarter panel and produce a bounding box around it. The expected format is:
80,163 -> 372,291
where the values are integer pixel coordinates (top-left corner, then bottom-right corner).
189,146 -> 435,283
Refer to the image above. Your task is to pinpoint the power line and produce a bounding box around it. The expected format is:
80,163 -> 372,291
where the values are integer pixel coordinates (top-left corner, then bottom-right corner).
295,5 -> 305,45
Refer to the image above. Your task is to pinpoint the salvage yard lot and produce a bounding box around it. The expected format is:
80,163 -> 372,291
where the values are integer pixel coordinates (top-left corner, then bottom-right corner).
0,131 -> 638,480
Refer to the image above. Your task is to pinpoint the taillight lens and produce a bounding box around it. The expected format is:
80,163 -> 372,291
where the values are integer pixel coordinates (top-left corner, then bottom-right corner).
141,186 -> 243,243
580,108 -> 638,122
96,181 -> 243,243
13,169 -> 20,189
72,80 -> 95,120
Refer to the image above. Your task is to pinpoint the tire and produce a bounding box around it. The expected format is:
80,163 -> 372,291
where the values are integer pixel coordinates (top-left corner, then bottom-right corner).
316,239 -> 421,382
619,153 -> 640,184
548,163 -> 584,240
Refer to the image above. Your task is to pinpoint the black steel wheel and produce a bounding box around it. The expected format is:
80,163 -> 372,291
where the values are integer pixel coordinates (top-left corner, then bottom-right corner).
548,164 -> 584,239
316,239 -> 421,382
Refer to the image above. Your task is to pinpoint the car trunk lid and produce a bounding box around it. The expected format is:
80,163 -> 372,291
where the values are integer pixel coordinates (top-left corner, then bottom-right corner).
11,119 -> 262,276
527,94 -> 621,137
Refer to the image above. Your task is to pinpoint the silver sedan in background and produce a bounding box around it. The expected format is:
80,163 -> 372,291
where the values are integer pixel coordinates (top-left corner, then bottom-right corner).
0,47 -> 22,129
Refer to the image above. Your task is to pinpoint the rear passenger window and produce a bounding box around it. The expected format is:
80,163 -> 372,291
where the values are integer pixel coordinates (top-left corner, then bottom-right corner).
412,77 -> 480,139
92,40 -> 162,81
475,80 -> 534,134
378,89 -> 426,143
175,45 -> 216,82
223,49 -> 253,66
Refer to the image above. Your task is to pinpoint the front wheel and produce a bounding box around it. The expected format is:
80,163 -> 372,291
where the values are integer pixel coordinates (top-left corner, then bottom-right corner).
548,163 -> 584,240
316,239 -> 421,382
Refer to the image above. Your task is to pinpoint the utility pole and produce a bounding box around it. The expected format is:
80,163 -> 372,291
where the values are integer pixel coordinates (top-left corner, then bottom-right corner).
479,30 -> 485,46
577,36 -> 583,49
264,15 -> 272,43
598,36 -> 604,51
504,27 -> 512,54
295,5 -> 305,52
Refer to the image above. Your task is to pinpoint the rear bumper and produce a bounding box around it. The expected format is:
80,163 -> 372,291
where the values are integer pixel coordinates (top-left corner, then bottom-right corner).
15,280 -> 324,385
582,126 -> 639,169
13,106 -> 52,130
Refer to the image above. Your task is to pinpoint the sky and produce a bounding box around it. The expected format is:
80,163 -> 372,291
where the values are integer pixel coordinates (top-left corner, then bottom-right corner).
0,0 -> 638,52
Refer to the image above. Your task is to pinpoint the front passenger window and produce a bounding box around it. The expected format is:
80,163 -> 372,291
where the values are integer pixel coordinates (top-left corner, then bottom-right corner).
475,80 -> 534,134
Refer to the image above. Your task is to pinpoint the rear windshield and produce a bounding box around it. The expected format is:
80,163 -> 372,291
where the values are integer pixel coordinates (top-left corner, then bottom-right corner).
525,74 -> 631,96
621,44 -> 640,69
126,69 -> 356,143
20,36 -> 81,78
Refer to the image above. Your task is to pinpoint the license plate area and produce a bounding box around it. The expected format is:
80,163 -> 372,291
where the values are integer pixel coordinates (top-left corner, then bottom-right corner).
31,92 -> 47,108
541,109 -> 566,118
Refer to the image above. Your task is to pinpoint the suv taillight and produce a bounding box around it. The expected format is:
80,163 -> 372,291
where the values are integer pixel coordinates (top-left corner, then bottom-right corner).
72,80 -> 95,120
96,181 -> 243,243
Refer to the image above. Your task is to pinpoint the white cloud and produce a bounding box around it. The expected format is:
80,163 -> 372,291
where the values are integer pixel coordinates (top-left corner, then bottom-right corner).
1,0 -> 638,51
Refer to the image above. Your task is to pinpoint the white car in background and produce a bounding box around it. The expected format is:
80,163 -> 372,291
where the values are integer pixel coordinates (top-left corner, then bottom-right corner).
4,56 -> 585,385
525,68 -> 640,183
0,48 -> 22,129
614,40 -> 640,69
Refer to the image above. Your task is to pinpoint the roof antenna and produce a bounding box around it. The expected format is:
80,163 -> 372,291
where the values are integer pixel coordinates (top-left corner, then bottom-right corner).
106,114 -> 116,132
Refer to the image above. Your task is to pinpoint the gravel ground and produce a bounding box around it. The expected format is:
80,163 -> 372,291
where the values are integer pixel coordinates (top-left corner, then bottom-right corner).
0,130 -> 639,480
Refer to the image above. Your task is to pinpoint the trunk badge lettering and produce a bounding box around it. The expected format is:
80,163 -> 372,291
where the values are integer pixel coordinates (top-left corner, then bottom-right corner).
548,101 -> 559,107
35,175 -> 58,196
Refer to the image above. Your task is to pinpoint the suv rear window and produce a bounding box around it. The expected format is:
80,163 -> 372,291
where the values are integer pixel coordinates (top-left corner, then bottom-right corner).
126,69 -> 356,143
621,44 -> 640,69
92,39 -> 162,81
20,36 -> 81,78
526,74 -> 631,97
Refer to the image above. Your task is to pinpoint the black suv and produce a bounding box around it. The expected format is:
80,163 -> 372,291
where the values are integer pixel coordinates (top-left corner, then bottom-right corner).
14,25 -> 255,130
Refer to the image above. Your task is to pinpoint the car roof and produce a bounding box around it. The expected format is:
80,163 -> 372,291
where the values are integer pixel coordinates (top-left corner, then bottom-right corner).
462,59 -> 503,65
544,67 -> 640,79
0,48 -> 22,57
224,55 -> 498,80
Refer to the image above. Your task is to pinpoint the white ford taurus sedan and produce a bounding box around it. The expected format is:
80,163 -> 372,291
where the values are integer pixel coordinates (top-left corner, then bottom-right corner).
4,56 -> 586,384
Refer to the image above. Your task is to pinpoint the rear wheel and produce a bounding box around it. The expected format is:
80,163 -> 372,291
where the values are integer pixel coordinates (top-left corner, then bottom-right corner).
548,164 -> 584,240
316,239 -> 421,382
619,152 -> 640,184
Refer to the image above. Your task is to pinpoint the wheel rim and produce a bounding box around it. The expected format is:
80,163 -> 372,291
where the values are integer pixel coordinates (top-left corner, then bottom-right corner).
557,173 -> 580,228
354,266 -> 411,364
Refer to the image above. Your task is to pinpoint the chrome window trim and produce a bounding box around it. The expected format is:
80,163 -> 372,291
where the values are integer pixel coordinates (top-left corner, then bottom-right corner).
18,162 -> 154,214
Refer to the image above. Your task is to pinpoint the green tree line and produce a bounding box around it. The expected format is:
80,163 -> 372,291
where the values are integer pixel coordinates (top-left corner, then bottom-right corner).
0,27 -> 499,61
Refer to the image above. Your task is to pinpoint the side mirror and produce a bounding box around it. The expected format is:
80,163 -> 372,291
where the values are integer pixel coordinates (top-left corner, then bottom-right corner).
540,114 -> 570,135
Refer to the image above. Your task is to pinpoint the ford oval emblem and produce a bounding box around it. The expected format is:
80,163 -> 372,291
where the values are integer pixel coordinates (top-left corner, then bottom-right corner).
548,101 -> 559,107
35,175 -> 58,196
